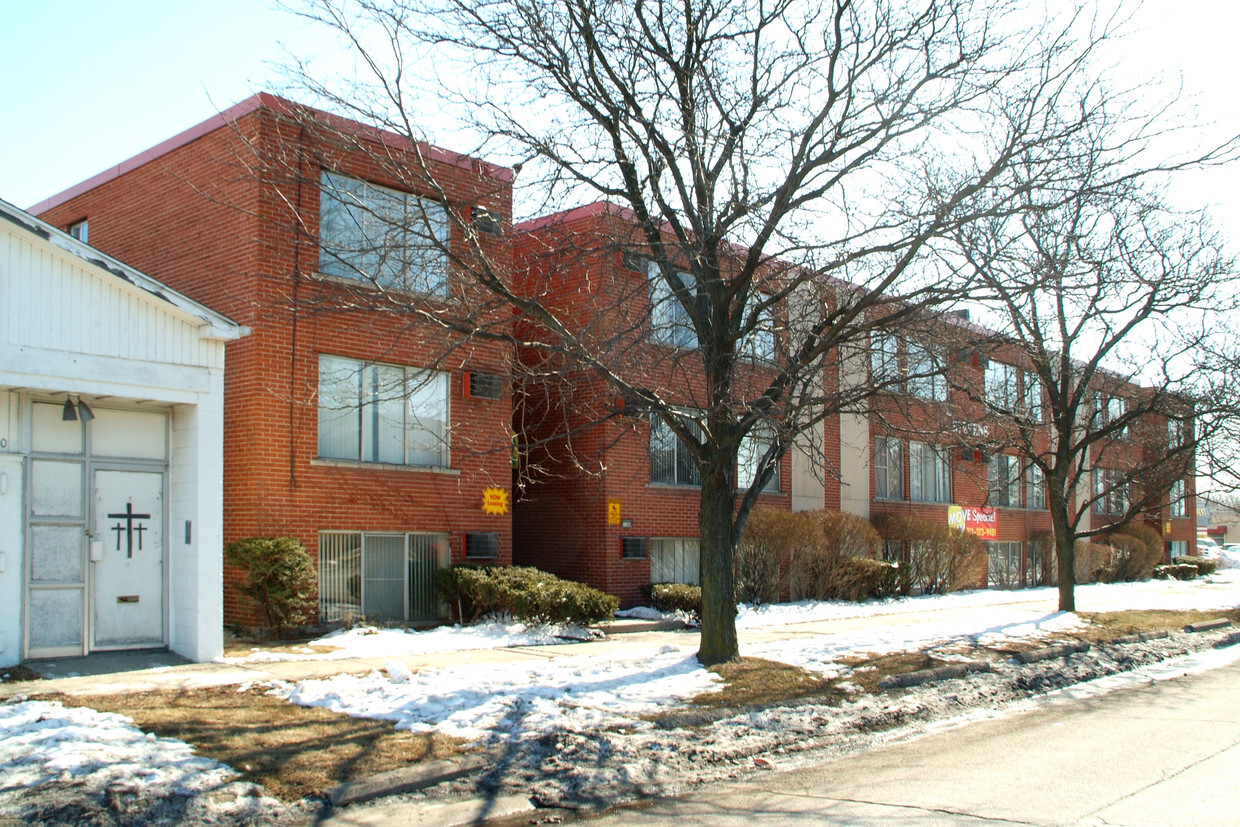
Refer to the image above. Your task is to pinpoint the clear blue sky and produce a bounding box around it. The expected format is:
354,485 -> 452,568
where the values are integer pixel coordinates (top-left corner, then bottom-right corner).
3,1 -> 1238,224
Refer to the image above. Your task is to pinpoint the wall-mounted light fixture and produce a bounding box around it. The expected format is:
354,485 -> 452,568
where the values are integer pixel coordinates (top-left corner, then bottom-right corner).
61,396 -> 94,422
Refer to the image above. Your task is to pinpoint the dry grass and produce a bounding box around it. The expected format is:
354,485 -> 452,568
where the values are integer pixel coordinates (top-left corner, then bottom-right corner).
837,651 -> 948,694
693,657 -> 839,709
1,664 -> 44,683
1074,608 -> 1240,643
49,686 -> 468,802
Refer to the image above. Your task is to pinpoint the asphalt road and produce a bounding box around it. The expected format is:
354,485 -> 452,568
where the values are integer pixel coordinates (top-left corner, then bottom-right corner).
578,656 -> 1240,826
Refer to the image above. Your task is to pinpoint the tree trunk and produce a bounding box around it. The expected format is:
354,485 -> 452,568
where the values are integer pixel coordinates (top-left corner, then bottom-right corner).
1048,484 -> 1077,612
697,461 -> 739,665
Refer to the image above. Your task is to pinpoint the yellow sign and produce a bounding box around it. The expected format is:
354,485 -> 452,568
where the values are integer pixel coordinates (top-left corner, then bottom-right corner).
482,487 -> 509,515
607,499 -> 621,525
1164,521 -> 1172,535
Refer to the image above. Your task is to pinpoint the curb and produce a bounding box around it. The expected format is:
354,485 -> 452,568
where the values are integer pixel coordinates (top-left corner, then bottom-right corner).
879,660 -> 991,689
1011,640 -> 1090,665
325,747 -> 506,807
1111,630 -> 1171,645
1184,618 -> 1232,633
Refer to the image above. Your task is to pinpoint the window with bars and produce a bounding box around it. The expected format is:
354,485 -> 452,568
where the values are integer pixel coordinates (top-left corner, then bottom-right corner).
650,538 -> 700,585
318,531 -> 448,622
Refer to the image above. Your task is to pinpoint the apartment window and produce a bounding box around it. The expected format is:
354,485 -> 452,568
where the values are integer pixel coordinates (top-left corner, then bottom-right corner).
1025,539 -> 1053,586
909,442 -> 951,503
1098,395 -> 1128,437
649,262 -> 698,348
985,362 -> 1021,412
1025,375 -> 1044,422
318,531 -> 448,622
1167,540 -> 1188,560
740,301 -> 777,362
1168,417 -> 1185,447
1091,468 -> 1129,515
1169,479 -> 1186,518
68,220 -> 88,243
650,414 -> 702,486
650,538 -> 700,585
737,424 -> 780,493
907,342 -> 948,401
318,170 -> 450,296
987,541 -> 1022,588
1026,464 -> 1046,510
987,454 -> 1021,508
871,331 -> 900,384
318,354 -> 449,467
875,437 -> 903,500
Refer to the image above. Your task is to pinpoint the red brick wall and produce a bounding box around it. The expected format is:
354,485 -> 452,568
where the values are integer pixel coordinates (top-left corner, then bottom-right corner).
39,102 -> 516,626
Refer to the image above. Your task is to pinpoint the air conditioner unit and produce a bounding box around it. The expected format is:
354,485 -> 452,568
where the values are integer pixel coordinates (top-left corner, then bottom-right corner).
465,372 -> 503,400
471,206 -> 502,236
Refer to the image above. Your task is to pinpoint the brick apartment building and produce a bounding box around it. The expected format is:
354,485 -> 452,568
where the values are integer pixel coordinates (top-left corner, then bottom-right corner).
35,94 -> 517,627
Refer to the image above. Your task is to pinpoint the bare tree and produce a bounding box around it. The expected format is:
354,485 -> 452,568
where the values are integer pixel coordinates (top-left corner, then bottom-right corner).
947,109 -> 1237,609
276,0 -> 1164,663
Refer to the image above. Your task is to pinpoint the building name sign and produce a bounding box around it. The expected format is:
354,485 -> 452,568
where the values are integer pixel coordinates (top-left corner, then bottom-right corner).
947,504 -> 996,540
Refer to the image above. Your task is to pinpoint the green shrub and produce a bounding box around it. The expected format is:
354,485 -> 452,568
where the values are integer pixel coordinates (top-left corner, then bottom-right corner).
225,537 -> 317,638
1178,556 -> 1217,577
434,565 -> 618,625
647,582 -> 702,617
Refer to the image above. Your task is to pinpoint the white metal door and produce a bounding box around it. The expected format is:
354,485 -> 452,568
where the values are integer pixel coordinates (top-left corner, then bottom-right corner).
92,470 -> 164,648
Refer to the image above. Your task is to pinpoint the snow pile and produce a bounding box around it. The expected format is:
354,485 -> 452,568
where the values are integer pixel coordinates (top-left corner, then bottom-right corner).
218,619 -> 596,664
0,699 -> 286,822
274,646 -> 719,741
1217,548 -> 1240,570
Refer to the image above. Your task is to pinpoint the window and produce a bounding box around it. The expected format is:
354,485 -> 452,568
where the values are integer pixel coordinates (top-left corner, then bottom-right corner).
985,362 -> 1021,412
1168,540 -> 1188,560
909,442 -> 951,502
871,331 -> 900,384
740,301 -> 777,362
318,354 -> 449,467
1097,395 -> 1128,437
1024,374 -> 1044,422
465,532 -> 499,559
987,454 -> 1021,508
318,171 -> 450,296
649,262 -> 697,348
318,531 -> 448,622
650,538 -> 699,585
1026,464 -> 1046,509
621,537 -> 649,559
69,220 -> 88,243
1025,539 -> 1053,586
875,437 -> 903,500
650,414 -> 702,486
1168,417 -> 1185,447
987,541 -> 1023,588
737,424 -> 780,493
1169,479 -> 1186,518
907,342 -> 948,401
1091,468 -> 1129,515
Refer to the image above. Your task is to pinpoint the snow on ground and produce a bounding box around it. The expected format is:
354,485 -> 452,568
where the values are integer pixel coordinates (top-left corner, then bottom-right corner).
0,700 -> 289,823
275,572 -> 1240,742
218,619 -> 598,664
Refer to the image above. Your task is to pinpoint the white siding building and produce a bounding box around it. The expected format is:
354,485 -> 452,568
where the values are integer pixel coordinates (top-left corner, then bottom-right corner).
0,198 -> 243,666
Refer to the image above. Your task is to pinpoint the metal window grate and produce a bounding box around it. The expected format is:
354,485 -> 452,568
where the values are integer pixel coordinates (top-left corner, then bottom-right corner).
465,532 -> 499,559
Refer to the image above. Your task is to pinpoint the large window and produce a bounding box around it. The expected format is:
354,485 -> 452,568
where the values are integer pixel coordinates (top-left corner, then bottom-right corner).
650,538 -> 700,585
318,171 -> 450,296
650,414 -> 702,486
875,437 -> 903,500
649,263 -> 698,348
737,424 -> 780,492
907,342 -> 948,401
740,302 -> 777,362
985,362 -> 1021,411
1091,468 -> 1130,515
987,541 -> 1022,588
871,331 -> 900,384
318,355 -> 449,467
909,442 -> 951,502
318,531 -> 448,622
1097,394 -> 1128,437
987,454 -> 1021,508
1169,479 -> 1186,518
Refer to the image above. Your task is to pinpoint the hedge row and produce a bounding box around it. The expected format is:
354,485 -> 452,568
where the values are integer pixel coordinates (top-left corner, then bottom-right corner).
434,565 -> 619,625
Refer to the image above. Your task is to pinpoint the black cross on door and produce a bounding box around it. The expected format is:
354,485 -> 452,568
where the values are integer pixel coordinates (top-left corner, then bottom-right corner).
108,501 -> 151,559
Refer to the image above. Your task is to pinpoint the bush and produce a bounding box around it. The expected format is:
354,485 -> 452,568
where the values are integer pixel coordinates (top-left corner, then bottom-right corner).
737,508 -> 817,604
871,514 -> 985,594
434,565 -> 618,625
225,537 -> 318,638
1178,556 -> 1217,577
1103,531 -> 1162,582
1027,532 -> 1058,586
647,582 -> 702,617
1074,541 -> 1113,584
787,511 -> 885,602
